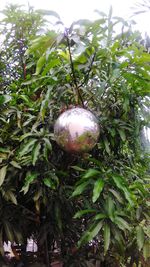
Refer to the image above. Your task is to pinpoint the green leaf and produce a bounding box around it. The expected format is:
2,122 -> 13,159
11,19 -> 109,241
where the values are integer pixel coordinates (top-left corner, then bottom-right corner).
42,58 -> 60,76
104,138 -> 111,154
20,133 -> 37,141
105,197 -> 115,221
35,55 -> 46,75
75,54 -> 87,64
37,9 -> 60,19
0,95 -> 12,105
130,182 -> 147,196
6,191 -> 17,205
136,225 -> 144,251
112,227 -> 125,254
43,178 -> 56,189
112,174 -> 126,188
0,165 -> 7,186
40,86 -> 52,120
32,142 -> 41,165
73,209 -> 96,219
104,223 -> 110,255
10,161 -> 21,169
92,179 -> 104,203
22,184 -> 29,195
71,166 -> 85,172
123,187 -> 135,207
43,138 -> 52,151
19,139 -> 37,157
94,213 -> 107,220
115,216 -> 131,231
78,220 -> 103,247
88,221 -> 103,241
143,241 -> 150,260
19,95 -> 32,106
112,174 -> 135,206
72,181 -> 90,197
0,148 -> 10,153
109,189 -> 123,204
25,173 -> 38,184
21,172 -> 37,194
83,168 -> 100,179
118,129 -> 126,141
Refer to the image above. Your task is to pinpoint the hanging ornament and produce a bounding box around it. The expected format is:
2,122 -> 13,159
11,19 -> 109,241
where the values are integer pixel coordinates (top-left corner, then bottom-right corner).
54,107 -> 100,153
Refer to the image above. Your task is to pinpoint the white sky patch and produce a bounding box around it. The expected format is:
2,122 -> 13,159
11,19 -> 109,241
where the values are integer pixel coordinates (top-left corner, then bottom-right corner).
0,0 -> 150,35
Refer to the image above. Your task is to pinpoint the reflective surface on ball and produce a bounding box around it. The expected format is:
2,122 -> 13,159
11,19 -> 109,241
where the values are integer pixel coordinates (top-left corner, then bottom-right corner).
54,107 -> 100,153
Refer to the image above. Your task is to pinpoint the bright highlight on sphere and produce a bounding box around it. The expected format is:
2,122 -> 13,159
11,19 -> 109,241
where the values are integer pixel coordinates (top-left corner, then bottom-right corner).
54,107 -> 100,153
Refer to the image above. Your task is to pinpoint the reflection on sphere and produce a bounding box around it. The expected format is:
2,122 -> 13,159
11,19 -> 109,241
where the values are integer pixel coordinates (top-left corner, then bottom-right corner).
54,107 -> 100,153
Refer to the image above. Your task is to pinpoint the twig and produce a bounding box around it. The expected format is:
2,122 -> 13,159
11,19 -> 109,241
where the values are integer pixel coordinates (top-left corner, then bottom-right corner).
79,51 -> 96,88
65,28 -> 84,107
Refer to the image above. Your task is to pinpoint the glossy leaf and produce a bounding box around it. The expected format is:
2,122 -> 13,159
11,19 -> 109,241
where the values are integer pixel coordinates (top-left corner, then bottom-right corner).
21,172 -> 38,194
83,168 -> 100,179
72,181 -> 90,197
73,209 -> 96,219
92,179 -> 104,203
32,142 -> 41,165
43,177 -> 56,189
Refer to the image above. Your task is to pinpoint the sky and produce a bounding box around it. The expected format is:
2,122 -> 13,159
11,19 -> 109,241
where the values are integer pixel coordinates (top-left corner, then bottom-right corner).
0,0 -> 150,35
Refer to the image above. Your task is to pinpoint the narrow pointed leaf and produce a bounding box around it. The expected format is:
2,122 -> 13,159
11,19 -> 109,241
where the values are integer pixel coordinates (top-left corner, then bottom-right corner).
104,138 -> 111,154
35,55 -> 46,75
92,179 -> 104,203
105,197 -> 115,221
10,161 -> 21,169
72,181 -> 90,197
32,142 -> 41,165
143,241 -> 150,260
7,191 -> 17,205
94,213 -> 107,220
83,168 -> 100,179
104,224 -> 110,255
43,138 -> 52,151
0,165 -> 7,186
136,225 -> 144,251
118,129 -> 126,141
115,216 -> 131,231
78,220 -> 103,247
73,209 -> 96,219
19,139 -> 37,157
109,189 -> 123,204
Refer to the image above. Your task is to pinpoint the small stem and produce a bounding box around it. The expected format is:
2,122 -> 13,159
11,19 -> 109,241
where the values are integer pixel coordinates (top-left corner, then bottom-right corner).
79,51 -> 96,88
65,29 -> 84,107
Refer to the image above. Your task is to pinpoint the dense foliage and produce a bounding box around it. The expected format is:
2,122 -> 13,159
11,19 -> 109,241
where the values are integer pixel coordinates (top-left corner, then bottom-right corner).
0,4 -> 150,267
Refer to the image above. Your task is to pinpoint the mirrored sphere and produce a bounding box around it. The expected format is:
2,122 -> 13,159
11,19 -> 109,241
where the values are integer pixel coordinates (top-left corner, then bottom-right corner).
54,107 -> 100,153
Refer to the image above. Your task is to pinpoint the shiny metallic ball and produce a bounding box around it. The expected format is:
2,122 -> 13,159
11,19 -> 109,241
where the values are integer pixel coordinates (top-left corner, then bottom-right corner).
54,107 -> 100,153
